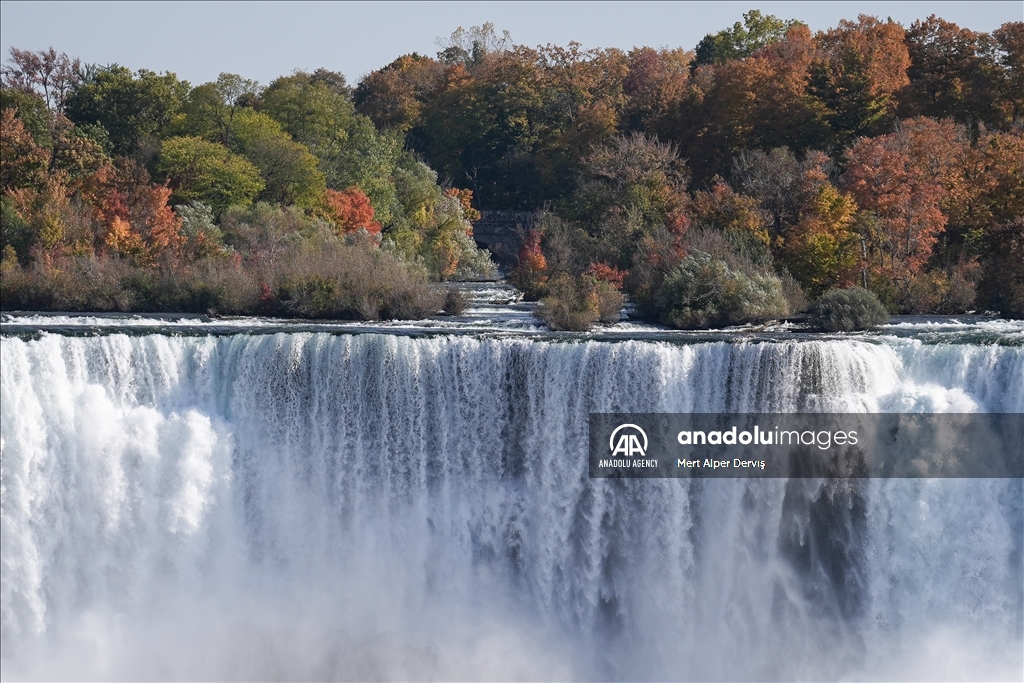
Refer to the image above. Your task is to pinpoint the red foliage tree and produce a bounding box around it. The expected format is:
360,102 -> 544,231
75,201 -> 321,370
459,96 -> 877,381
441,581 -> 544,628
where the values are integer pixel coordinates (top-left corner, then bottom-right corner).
324,187 -> 381,235
518,230 -> 547,273
2,47 -> 81,111
844,117 -> 957,283
585,262 -> 627,290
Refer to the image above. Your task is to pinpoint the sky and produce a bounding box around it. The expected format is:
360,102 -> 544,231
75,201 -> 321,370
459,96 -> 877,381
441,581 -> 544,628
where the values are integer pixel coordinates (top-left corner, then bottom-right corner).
1,1 -> 1021,87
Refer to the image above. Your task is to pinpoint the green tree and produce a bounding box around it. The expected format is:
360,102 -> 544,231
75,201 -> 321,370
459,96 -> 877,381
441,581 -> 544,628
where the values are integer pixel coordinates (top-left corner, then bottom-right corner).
63,65 -> 190,157
261,72 -> 401,222
177,73 -> 261,145
158,136 -> 264,213
229,109 -> 325,208
0,87 -> 55,147
693,10 -> 799,67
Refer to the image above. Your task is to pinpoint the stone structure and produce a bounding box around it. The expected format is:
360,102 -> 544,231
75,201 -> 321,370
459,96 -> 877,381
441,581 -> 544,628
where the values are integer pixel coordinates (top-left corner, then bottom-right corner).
471,210 -> 541,266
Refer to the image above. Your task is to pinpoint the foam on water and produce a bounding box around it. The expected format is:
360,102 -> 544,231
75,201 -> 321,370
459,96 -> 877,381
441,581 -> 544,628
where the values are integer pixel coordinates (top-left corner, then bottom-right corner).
1,329 -> 1021,680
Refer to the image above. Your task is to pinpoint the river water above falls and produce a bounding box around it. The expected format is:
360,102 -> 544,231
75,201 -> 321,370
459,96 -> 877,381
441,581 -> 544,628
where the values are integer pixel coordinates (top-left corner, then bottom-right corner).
2,286 -> 1022,681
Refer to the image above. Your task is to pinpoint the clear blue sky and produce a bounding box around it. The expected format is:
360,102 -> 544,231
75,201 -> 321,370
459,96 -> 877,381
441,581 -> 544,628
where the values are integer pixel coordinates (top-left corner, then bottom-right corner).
1,1 -> 1021,88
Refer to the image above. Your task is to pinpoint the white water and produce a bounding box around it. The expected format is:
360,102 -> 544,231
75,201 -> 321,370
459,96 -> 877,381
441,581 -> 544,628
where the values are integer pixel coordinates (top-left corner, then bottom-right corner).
1,328 -> 1022,681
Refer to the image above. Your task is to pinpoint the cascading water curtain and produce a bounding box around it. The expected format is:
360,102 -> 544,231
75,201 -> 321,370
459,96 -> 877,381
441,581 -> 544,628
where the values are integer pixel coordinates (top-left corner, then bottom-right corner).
2,332 -> 1021,680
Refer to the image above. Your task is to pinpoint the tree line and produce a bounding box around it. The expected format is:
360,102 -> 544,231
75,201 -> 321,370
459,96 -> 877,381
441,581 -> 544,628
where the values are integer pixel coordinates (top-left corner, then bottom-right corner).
1,12 -> 1021,325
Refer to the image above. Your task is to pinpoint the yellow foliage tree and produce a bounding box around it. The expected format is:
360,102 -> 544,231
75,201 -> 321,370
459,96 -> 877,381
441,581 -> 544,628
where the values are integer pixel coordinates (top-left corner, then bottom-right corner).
778,183 -> 859,296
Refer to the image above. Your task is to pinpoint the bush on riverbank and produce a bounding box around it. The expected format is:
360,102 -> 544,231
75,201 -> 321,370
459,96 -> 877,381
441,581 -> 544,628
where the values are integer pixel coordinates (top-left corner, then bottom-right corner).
0,240 -> 442,320
653,251 -> 788,329
269,242 -> 441,319
810,286 -> 889,331
536,273 -> 623,331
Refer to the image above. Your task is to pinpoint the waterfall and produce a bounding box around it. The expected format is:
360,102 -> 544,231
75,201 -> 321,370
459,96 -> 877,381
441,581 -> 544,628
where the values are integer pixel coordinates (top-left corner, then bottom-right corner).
2,332 -> 1021,680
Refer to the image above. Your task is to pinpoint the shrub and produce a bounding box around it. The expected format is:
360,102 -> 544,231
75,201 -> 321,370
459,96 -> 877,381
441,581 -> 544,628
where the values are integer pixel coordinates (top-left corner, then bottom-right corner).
654,250 -> 788,329
594,279 -> 624,323
778,269 -> 810,313
442,286 -> 467,316
810,287 -> 889,331
269,242 -> 441,320
0,241 -> 442,320
536,273 -> 623,331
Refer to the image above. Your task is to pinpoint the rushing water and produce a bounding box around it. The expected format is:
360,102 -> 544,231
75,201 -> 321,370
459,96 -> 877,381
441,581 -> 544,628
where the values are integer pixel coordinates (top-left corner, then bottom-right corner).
1,295 -> 1022,681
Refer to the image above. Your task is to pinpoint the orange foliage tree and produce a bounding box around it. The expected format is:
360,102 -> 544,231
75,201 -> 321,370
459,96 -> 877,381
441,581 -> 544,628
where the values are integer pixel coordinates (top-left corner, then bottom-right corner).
0,109 -> 48,192
810,15 -> 911,146
779,184 -> 860,296
843,118 -> 955,287
584,262 -> 627,290
622,47 -> 692,131
512,229 -> 548,293
324,187 -> 382,235
444,187 -> 480,222
663,24 -> 828,183
82,162 -> 184,260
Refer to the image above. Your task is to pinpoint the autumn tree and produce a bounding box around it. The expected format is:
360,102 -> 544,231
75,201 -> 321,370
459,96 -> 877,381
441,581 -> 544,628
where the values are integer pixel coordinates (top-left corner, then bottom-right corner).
777,183 -> 859,296
323,187 -> 381,235
560,132 -> 689,268
663,24 -> 829,184
808,15 -> 911,148
843,118 -> 955,305
444,187 -> 480,220
898,16 -> 999,127
409,39 -> 628,208
621,47 -> 691,132
0,108 -> 48,192
730,146 -> 857,294
690,179 -> 771,267
1,47 -> 81,111
354,54 -> 444,133
990,22 -> 1024,126
731,147 -> 831,239
82,161 -> 184,260
534,43 -> 628,193
2,50 -> 110,178
6,176 -> 94,257
0,86 -> 54,147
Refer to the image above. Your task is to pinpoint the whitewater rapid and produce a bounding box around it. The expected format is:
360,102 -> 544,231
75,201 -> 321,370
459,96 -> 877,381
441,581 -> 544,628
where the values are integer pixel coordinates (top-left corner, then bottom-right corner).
1,327 -> 1022,680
